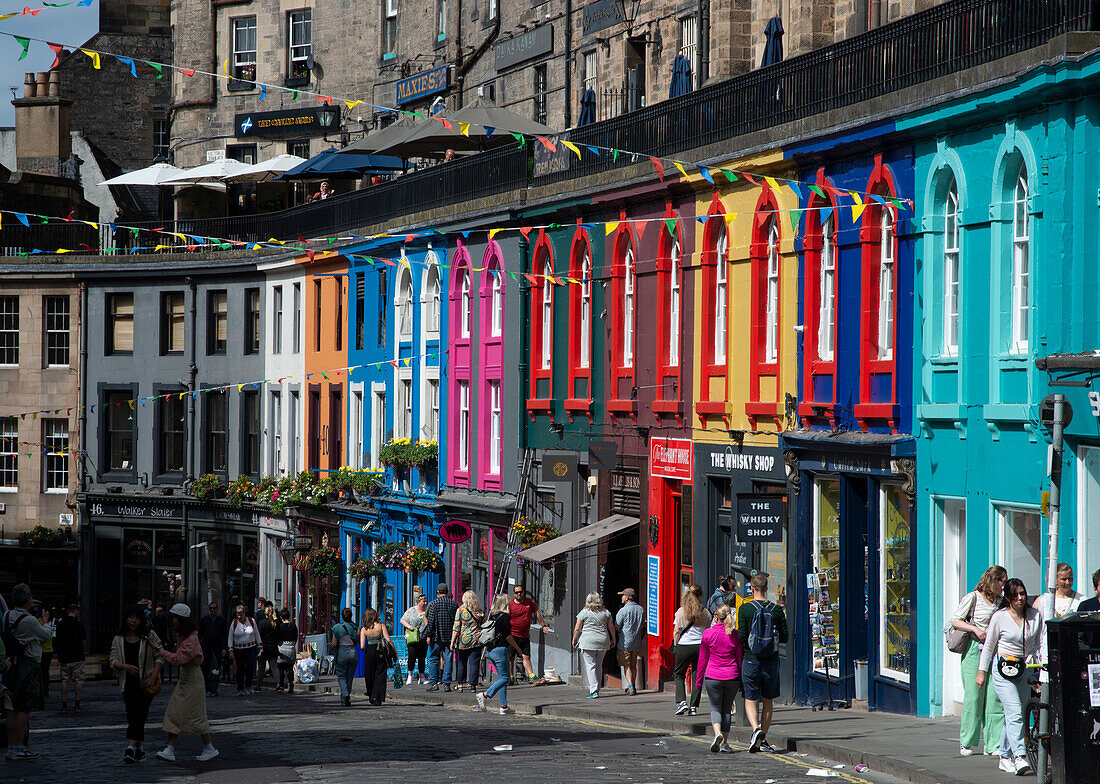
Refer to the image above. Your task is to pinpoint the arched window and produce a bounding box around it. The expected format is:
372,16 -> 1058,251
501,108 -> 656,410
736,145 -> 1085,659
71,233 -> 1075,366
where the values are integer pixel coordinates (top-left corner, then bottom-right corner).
460,267 -> 471,339
623,244 -> 635,367
580,254 -> 591,369
877,208 -> 895,360
397,264 -> 413,340
490,269 -> 503,337
669,241 -> 680,366
527,232 -> 555,411
541,255 -> 554,369
1011,164 -> 1029,354
765,219 -> 780,363
714,226 -> 728,364
424,263 -> 441,336
943,182 -> 959,356
818,217 -> 836,362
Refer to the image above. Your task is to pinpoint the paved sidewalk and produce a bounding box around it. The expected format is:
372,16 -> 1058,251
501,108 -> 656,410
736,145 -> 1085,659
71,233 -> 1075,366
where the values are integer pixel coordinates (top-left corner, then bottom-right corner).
391,678 -> 1012,784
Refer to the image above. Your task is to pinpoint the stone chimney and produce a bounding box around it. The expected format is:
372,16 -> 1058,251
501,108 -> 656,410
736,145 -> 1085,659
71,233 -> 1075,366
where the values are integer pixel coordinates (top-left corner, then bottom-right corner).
12,71 -> 72,176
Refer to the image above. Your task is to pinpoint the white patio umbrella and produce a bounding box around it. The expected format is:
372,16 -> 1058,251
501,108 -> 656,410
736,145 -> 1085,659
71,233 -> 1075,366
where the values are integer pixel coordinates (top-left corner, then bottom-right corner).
100,162 -> 187,186
223,153 -> 308,183
160,158 -> 253,185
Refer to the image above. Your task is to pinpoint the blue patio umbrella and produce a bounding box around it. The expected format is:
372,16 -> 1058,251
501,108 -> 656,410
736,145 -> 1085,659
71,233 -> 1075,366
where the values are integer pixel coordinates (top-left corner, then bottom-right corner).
277,148 -> 406,180
761,15 -> 785,67
578,88 -> 597,126
669,54 -> 693,98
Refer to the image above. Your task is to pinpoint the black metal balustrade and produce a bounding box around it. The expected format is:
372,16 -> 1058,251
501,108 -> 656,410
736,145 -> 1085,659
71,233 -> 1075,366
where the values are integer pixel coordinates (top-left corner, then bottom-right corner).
7,0 -> 1095,256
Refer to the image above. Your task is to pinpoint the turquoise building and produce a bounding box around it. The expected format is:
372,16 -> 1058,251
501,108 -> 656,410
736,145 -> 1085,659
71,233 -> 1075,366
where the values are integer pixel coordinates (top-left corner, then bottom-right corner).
906,45 -> 1100,717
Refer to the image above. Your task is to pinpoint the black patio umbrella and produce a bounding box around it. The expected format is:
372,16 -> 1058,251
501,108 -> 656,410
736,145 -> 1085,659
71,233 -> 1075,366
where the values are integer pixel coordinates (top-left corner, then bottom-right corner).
761,15 -> 785,67
577,88 -> 597,126
374,97 -> 556,158
338,115 -> 421,155
669,54 -> 693,99
277,148 -> 406,180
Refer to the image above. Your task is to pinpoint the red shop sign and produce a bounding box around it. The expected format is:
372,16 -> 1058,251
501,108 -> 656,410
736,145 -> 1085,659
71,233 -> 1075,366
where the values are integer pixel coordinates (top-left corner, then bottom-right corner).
649,437 -> 693,483
440,519 -> 473,544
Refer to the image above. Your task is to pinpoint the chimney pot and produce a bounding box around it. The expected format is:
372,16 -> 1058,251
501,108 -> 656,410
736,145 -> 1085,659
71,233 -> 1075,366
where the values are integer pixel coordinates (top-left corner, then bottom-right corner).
23,73 -> 35,98
48,72 -> 60,97
35,72 -> 48,94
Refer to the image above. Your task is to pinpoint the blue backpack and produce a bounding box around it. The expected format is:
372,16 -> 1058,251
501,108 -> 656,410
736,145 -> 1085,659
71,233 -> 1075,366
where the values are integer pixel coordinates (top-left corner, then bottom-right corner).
747,601 -> 777,658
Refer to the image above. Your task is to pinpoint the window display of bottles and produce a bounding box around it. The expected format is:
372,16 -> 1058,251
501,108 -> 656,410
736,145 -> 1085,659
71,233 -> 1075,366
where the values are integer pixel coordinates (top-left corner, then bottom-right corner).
881,484 -> 911,681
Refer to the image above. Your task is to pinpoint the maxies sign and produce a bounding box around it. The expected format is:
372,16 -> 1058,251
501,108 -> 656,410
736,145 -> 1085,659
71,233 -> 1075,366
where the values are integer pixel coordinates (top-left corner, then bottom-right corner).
396,65 -> 451,106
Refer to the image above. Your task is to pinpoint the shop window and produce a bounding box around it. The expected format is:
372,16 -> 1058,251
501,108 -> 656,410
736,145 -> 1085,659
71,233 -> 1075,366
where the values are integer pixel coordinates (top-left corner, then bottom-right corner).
998,506 -> 1042,591
44,295 -> 70,367
811,478 -> 841,675
942,182 -> 960,357
880,484 -> 911,682
526,232 -> 554,413
566,226 -> 593,418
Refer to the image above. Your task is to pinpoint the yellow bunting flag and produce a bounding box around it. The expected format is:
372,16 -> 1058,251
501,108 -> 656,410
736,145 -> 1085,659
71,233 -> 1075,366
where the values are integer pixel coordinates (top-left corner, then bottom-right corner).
399,256 -> 411,270
851,193 -> 865,222
561,141 -> 582,159
56,248 -> 72,253
724,212 -> 738,228
222,59 -> 229,77
238,384 -> 245,392
488,228 -> 502,240
764,176 -> 781,192
345,100 -> 363,110
674,162 -> 689,179
82,221 -> 97,229
459,122 -> 471,137
403,357 -> 411,367
604,221 -> 619,236
81,49 -> 101,69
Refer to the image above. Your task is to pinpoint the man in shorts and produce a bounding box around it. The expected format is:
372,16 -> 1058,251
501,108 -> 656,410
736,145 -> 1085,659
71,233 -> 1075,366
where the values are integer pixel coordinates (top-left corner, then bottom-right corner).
509,586 -> 550,683
615,588 -> 645,694
53,604 -> 86,713
737,572 -> 788,753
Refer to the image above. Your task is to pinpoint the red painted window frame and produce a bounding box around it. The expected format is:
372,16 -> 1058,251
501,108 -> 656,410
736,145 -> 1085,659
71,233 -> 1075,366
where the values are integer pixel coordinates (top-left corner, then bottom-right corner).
855,155 -> 900,430
526,229 -> 555,417
695,193 -> 730,426
653,202 -> 683,421
566,223 -> 593,421
747,184 -> 782,426
799,169 -> 840,426
607,217 -> 637,420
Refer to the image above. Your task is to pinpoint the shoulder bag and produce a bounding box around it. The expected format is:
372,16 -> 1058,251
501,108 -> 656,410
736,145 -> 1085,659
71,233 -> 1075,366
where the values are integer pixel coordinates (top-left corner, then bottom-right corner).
946,592 -> 976,654
142,636 -> 162,697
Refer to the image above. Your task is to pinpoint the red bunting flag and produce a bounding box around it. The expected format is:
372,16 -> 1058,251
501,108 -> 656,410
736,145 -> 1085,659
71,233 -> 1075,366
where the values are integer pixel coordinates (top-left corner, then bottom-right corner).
47,43 -> 64,69
519,227 -> 532,240
318,95 -> 332,105
649,156 -> 665,181
536,136 -> 557,152
524,273 -> 539,285
305,250 -> 315,262
404,234 -> 416,243
181,68 -> 195,76
742,173 -> 760,186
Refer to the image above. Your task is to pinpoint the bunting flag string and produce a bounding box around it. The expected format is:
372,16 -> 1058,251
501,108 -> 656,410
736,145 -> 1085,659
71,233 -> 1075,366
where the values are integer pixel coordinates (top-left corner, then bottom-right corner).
0,29 -> 913,211
0,355 -> 442,425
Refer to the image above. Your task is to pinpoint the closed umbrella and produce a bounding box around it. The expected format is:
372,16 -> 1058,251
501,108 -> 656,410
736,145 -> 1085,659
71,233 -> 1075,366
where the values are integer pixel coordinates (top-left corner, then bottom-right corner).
761,15 -> 784,67
224,153 -> 308,183
100,162 -> 187,186
160,158 -> 253,185
577,89 -> 597,126
669,54 -> 693,98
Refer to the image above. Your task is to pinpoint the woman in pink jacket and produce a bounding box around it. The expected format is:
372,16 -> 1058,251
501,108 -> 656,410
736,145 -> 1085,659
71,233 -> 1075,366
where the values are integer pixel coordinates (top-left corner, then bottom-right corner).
696,604 -> 744,754
153,604 -> 219,762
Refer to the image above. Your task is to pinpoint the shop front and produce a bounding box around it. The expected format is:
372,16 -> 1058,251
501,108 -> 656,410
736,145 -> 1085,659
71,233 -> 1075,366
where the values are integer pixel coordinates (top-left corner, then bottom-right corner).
781,432 -> 917,714
436,488 -> 515,611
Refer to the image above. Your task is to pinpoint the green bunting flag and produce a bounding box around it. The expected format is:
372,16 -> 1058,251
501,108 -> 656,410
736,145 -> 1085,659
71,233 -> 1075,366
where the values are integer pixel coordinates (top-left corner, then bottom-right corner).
510,132 -> 526,148
611,149 -> 620,162
721,169 -> 738,183
809,185 -> 826,199
14,36 -> 30,61
149,62 -> 164,78
789,208 -> 803,231
664,218 -> 678,238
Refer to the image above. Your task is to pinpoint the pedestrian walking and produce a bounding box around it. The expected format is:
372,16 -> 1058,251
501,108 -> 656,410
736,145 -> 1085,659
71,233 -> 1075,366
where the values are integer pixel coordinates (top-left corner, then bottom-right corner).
359,609 -> 394,706
276,608 -> 298,693
227,604 -> 261,696
707,575 -> 740,615
54,603 -> 87,713
155,604 -> 219,762
672,584 -> 710,715
4,583 -> 52,761
35,607 -> 54,700
424,584 -> 459,692
977,577 -> 1044,776
451,591 -> 485,692
509,585 -> 551,683
1031,561 -> 1084,618
109,604 -> 163,763
331,608 -> 359,707
737,573 -> 788,753
572,592 -> 616,699
1078,568 -> 1100,612
400,593 -> 429,685
474,594 -> 525,715
256,604 -> 279,692
615,588 -> 645,695
198,602 -> 228,697
698,604 -> 744,754
949,565 -> 1007,757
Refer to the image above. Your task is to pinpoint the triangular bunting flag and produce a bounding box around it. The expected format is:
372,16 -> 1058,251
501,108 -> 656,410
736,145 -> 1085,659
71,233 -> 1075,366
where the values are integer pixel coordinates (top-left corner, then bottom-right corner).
14,37 -> 30,60
721,169 -> 738,183
809,185 -> 826,199
345,100 -> 363,110
511,132 -> 526,148
851,193 -> 865,222
484,125 -> 494,137
561,140 -> 582,159
181,68 -> 195,77
604,221 -> 619,236
458,122 -> 470,137
536,136 -> 556,152
259,84 -> 267,100
149,61 -> 164,78
649,157 -> 664,181
519,227 -> 531,240
819,206 -> 834,225
697,166 -> 714,184
674,162 -> 688,179
47,42 -> 64,69
664,218 -> 678,238
764,176 -> 781,192
114,56 -> 137,77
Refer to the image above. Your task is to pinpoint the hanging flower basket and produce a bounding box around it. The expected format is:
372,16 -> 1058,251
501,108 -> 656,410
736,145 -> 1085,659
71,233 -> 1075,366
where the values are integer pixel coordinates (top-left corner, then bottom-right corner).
349,558 -> 382,582
404,546 -> 444,574
379,438 -> 439,469
510,516 -> 559,548
305,546 -> 343,578
191,473 -> 224,501
226,476 -> 256,507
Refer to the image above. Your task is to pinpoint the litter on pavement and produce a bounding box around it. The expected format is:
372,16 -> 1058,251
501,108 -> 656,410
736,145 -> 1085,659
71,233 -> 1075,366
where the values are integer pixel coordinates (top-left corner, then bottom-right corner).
806,769 -> 840,777
854,765 -> 869,773
493,745 -> 513,752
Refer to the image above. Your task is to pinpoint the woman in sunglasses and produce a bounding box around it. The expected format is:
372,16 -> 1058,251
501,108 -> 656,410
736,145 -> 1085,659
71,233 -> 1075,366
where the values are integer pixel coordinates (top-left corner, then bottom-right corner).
976,578 -> 1045,776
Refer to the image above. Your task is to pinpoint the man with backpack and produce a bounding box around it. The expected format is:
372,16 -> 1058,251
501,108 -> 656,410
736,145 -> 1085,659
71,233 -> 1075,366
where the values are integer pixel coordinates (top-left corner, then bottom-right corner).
707,576 -> 739,615
3,583 -> 51,761
737,572 -> 788,753
424,584 -> 459,692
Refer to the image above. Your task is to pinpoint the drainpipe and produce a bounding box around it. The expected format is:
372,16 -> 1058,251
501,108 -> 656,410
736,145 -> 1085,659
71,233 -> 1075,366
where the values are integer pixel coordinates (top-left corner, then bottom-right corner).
564,0 -> 572,127
78,281 -> 88,491
167,0 -> 252,118
187,277 -> 198,485
698,0 -> 710,84
456,9 -> 501,108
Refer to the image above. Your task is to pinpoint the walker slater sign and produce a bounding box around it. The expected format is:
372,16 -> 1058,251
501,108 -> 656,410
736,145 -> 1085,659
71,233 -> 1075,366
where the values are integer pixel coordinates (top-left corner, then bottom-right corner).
736,495 -> 784,542
234,108 -> 339,138
495,25 -> 553,71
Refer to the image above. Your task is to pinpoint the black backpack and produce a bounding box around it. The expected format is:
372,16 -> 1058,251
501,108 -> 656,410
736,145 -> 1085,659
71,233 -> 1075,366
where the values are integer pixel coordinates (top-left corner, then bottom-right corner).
1,610 -> 30,668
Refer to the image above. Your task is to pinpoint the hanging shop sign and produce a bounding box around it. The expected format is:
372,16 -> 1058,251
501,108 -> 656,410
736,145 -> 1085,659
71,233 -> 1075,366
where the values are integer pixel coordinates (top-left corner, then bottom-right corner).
736,495 -> 785,542
582,0 -> 625,35
396,65 -> 451,106
234,108 -> 339,139
495,25 -> 554,71
589,440 -> 618,471
440,519 -> 473,544
542,450 -> 578,483
650,437 -> 693,483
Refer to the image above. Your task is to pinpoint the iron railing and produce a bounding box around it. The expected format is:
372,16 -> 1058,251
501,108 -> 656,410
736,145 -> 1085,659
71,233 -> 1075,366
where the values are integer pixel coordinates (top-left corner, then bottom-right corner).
6,0 -> 1095,255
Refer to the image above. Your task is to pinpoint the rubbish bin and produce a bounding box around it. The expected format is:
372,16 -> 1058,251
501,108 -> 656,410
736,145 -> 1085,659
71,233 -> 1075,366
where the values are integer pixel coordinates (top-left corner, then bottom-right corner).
1048,611 -> 1100,784
853,659 -> 869,701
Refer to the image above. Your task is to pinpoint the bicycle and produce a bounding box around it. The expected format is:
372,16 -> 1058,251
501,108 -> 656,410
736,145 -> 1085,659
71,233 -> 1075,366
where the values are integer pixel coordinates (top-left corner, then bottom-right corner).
1023,663 -> 1053,784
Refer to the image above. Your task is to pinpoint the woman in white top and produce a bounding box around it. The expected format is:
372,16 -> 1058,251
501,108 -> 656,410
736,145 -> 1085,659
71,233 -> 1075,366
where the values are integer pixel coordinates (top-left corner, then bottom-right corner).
1031,561 -> 1085,619
226,604 -> 261,696
671,584 -> 711,716
977,578 -> 1045,776
571,592 -> 616,699
949,565 -> 1007,757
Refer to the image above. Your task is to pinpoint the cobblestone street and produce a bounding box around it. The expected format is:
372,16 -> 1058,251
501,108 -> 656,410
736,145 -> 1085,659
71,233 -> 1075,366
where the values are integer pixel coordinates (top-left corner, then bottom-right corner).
2,680 -> 889,784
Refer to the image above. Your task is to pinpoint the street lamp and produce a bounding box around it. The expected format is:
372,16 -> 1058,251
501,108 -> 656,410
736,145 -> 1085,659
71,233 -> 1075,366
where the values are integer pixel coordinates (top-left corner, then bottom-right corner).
617,0 -> 641,32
